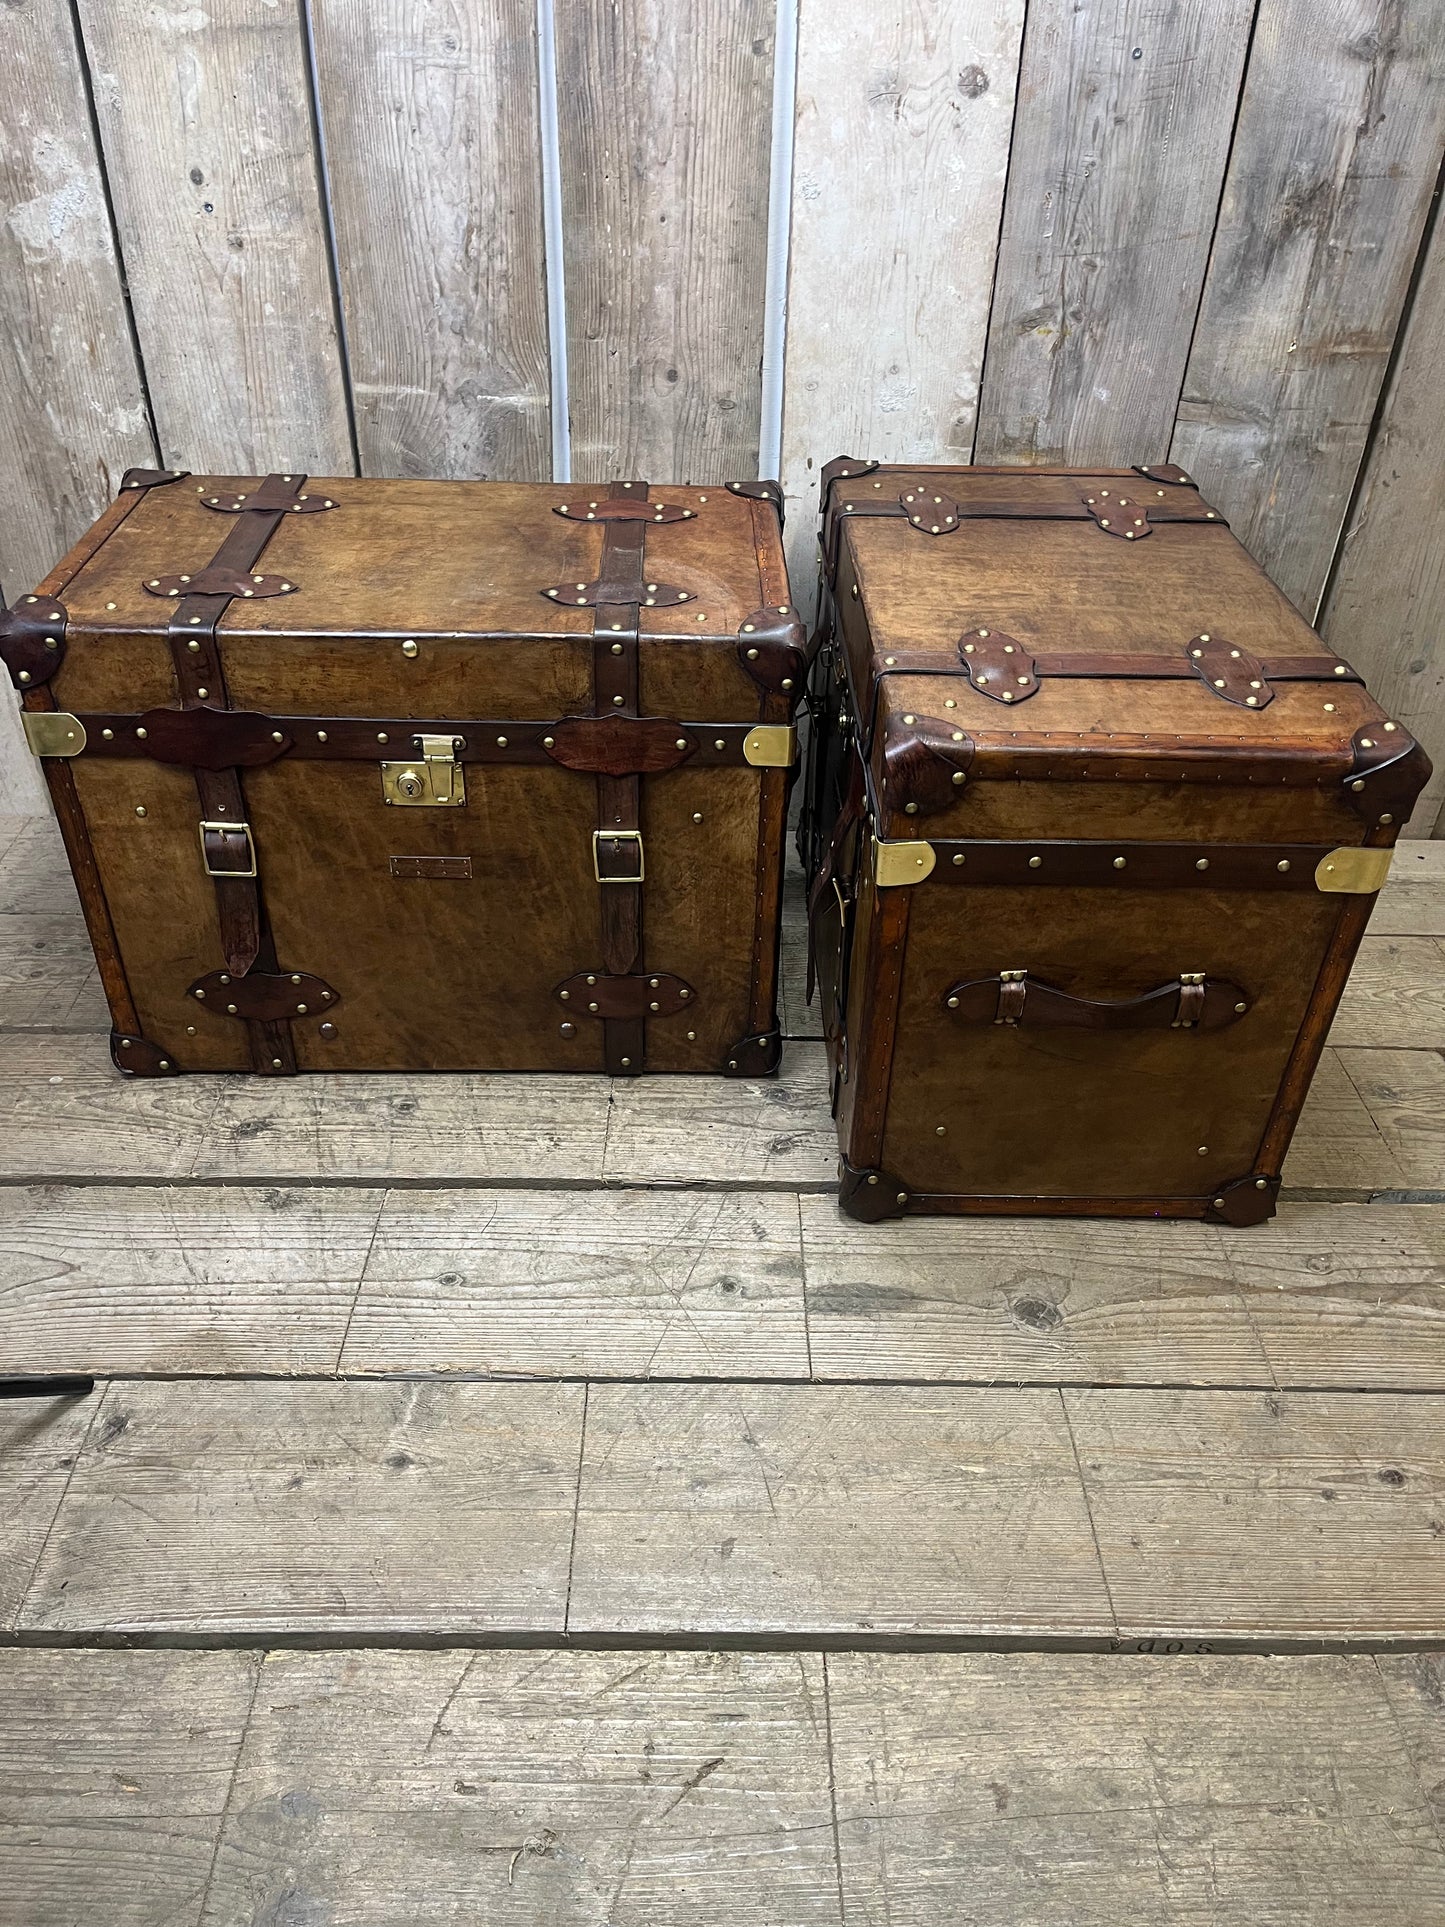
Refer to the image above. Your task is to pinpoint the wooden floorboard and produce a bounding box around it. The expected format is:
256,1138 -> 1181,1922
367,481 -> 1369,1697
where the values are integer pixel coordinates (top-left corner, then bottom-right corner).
826,1651 -> 1445,1925
0,1393 -> 95,1635
1335,1047 -> 1445,1193
1066,1389 -> 1445,1646
0,1649 -> 258,1927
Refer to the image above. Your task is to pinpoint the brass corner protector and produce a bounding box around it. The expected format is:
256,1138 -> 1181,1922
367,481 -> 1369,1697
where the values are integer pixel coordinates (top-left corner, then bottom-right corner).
872,834 -> 936,887
1315,846 -> 1393,894
743,725 -> 797,768
22,711 -> 86,758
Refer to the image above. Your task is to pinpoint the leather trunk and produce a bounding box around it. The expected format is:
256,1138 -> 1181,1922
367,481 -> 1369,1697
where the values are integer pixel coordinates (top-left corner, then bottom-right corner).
7,468 -> 802,1079
800,459 -> 1433,1225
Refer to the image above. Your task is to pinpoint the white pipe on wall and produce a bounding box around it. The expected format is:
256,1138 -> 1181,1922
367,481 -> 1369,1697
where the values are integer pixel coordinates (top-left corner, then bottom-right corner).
758,0 -> 799,483
536,0 -> 572,483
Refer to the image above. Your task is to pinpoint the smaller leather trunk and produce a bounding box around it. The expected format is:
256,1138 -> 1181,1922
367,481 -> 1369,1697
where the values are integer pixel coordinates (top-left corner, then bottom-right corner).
800,458 -> 1432,1225
7,468 -> 803,1078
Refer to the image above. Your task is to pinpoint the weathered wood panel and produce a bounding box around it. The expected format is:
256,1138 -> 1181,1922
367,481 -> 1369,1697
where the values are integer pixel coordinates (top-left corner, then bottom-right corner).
1330,936 -> 1445,1047
1321,198 -> 1445,835
310,0 -> 552,481
1369,841 -> 1445,936
0,1185 -> 377,1376
23,1380 -> 584,1636
568,1383 -> 1112,1638
0,1390 -> 94,1633
344,1188 -> 809,1380
554,0 -> 774,482
201,1650 -> 839,1927
0,1 -> 154,812
829,1652 -> 1445,1924
0,1649 -> 258,1927
74,0 -> 352,472
975,0 -> 1255,465
1378,1651 -> 1445,1836
1173,0 -> 1445,616
779,0 -> 1026,613
1067,1388 -> 1445,1643
1335,1046 -> 1445,1193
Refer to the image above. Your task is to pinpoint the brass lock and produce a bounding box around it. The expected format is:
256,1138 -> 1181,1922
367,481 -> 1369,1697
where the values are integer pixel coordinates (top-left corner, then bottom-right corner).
381,734 -> 466,806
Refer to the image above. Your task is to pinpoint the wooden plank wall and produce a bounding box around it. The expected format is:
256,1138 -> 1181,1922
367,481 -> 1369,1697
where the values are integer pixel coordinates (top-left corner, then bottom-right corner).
2,0 -> 1444,832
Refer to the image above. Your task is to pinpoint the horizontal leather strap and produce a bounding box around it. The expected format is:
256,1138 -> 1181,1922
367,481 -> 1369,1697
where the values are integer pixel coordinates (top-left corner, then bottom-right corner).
920,839 -> 1337,891
875,650 -> 1363,686
61,713 -> 766,773
942,970 -> 1249,1031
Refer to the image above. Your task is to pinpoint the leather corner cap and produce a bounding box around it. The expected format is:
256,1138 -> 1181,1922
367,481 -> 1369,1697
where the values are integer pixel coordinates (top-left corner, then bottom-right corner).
881,713 -> 973,815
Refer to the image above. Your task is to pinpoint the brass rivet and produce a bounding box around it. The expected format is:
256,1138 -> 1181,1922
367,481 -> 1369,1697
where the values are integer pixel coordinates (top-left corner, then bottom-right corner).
952,771 -> 965,785
543,736 -> 554,748
560,1022 -> 575,1037
272,1058 -> 283,1068
378,733 -> 389,744
1113,856 -> 1127,869
271,731 -> 284,742
196,687 -> 209,699
1384,722 -> 1397,732
620,1056 -> 632,1067
952,853 -> 964,865
896,1193 -> 907,1205
613,695 -> 625,706
1197,1146 -> 1208,1156
1379,813 -> 1393,824
588,1001 -> 599,1012
186,1025 -> 197,1035
497,735 -> 508,747
296,1004 -> 307,1014
686,1030 -> 696,1040
1028,855 -> 1042,868
884,656 -> 896,665
401,640 -> 418,658
747,647 -> 759,660
905,802 -> 918,814
1195,858 -> 1209,870
227,1003 -> 238,1013
102,728 -> 114,741
188,639 -> 201,652
692,811 -> 703,823
611,643 -> 623,655
1277,859 -> 1290,872
134,805 -> 147,817
947,995 -> 959,1008
1255,1178 -> 1268,1190
679,989 -> 690,999
195,988 -> 206,999
1235,1002 -> 1247,1013
978,629 -> 989,639
17,671 -> 30,683
649,1001 -> 660,1012
317,730 -> 328,742
1351,779 -> 1365,791
675,738 -> 687,750
158,1061 -> 170,1071
715,738 -> 725,750
936,1125 -> 946,1136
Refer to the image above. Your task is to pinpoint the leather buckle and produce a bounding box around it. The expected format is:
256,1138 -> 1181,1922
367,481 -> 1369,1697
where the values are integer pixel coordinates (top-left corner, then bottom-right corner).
199,819 -> 257,878
593,829 -> 644,884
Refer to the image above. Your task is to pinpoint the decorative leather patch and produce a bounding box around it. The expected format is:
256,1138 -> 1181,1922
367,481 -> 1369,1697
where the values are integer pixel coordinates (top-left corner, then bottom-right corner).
544,715 -> 696,776
737,606 -> 806,694
111,1031 -> 181,1076
881,713 -> 974,816
941,972 -> 1249,1032
723,1029 -> 782,1076
142,569 -> 298,599
1185,635 -> 1273,708
553,499 -> 694,523
1132,463 -> 1194,486
119,468 -> 190,492
1206,1174 -> 1280,1227
187,969 -> 339,1022
899,486 -> 959,534
554,971 -> 695,1020
1081,487 -> 1152,538
1345,719 -> 1433,825
135,706 -> 292,770
957,628 -> 1038,704
0,596 -> 66,690
542,577 -> 692,609
390,855 -> 473,878
200,480 -> 339,513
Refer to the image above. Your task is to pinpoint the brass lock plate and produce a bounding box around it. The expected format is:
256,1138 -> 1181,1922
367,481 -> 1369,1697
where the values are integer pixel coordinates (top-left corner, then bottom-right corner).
381,734 -> 466,807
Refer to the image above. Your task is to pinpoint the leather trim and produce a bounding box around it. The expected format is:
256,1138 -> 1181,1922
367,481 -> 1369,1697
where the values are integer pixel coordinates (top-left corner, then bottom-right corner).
119,467 -> 191,493
186,968 -> 339,1022
135,706 -> 293,770
737,604 -> 806,695
110,1030 -> 181,1076
1344,722 -> 1434,826
554,970 -> 694,1020
1206,1174 -> 1281,1227
143,568 -> 298,600
942,971 -> 1250,1031
926,840 -> 1339,890
723,1028 -> 782,1077
838,1159 -> 912,1222
0,595 -> 67,690
554,499 -> 694,523
544,715 -> 697,776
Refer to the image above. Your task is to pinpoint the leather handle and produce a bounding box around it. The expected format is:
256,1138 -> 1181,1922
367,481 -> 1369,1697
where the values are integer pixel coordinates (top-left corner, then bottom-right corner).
942,971 -> 1250,1031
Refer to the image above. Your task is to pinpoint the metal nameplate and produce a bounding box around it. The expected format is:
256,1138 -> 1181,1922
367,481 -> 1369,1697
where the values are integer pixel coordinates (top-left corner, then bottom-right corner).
1315,846 -> 1394,894
389,855 -> 473,879
22,711 -> 86,757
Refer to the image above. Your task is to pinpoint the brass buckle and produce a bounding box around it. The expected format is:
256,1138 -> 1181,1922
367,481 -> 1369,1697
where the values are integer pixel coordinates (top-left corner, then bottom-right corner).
199,819 -> 258,878
593,829 -> 644,883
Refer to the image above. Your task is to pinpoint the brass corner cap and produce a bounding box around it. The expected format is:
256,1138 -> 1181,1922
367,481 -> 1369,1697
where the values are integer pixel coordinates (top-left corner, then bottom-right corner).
22,711 -> 85,757
743,725 -> 796,768
872,835 -> 936,887
1315,846 -> 1393,894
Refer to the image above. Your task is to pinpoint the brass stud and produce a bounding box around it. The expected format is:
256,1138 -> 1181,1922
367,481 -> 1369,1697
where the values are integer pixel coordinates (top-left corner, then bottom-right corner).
679,988 -> 690,999
158,1060 -> 171,1071
1235,1002 -> 1247,1014
559,989 -> 570,1000
401,640 -> 419,658
867,1174 -> 879,1185
905,802 -> 918,814
317,730 -> 328,742
936,1125 -> 946,1136
271,731 -> 284,742
1277,859 -> 1291,872
1028,855 -> 1042,868
613,695 -> 625,706
589,1001 -> 599,1012
896,1193 -> 907,1205
102,728 -> 114,740
947,995 -> 959,1007
782,677 -> 794,690
272,1058 -> 284,1068
188,638 -> 201,651
620,1056 -> 632,1067
1198,1146 -> 1209,1156
543,735 -> 554,748
747,647 -> 759,660
134,805 -> 147,817
1195,857 -> 1209,871
649,1001 -> 660,1012
497,735 -> 508,747
611,643 -> 623,655
186,1025 -> 197,1035
1384,722 -> 1398,732
17,671 -> 30,683
686,1030 -> 696,1041
196,687 -> 209,699
715,739 -> 725,750
1351,779 -> 1365,791
1380,812 -> 1394,825
195,988 -> 206,999
952,771 -> 965,785
692,811 -> 703,823
1113,856 -> 1127,869
952,853 -> 964,866
296,1003 -> 308,1014
1255,1178 -> 1268,1190
227,1003 -> 238,1013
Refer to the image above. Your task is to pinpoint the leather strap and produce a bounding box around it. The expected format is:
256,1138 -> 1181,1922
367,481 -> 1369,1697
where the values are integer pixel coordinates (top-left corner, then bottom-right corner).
165,473 -> 305,1073
942,970 -> 1250,1031
592,480 -> 649,1076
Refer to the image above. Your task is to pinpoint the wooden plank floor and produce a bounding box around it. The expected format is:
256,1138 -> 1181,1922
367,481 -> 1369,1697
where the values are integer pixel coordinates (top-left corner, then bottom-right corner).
2,816 -> 1444,1923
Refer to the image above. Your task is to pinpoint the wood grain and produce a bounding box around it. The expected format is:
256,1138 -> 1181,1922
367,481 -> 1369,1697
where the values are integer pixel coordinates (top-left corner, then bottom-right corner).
0,2 -> 154,812
1067,1387 -> 1445,1643
1330,937 -> 1445,1048
0,1185 -> 377,1376
1378,1651 -> 1445,1836
310,0 -> 552,481
199,1649 -> 839,1927
829,1651 -> 1445,1924
0,911 -> 105,1030
1172,0 -> 1445,617
780,0 -> 1026,615
0,1390 -> 94,1633
602,1043 -> 838,1187
0,1034 -> 222,1179
1321,196 -> 1445,835
1281,1045 -> 1410,1195
555,0 -> 774,482
22,1379 -> 584,1636
343,1188 -> 808,1380
568,1383 -> 1112,1638
1368,842 -> 1445,937
0,1649 -> 258,1927
1336,1046 -> 1445,1192
975,0 -> 1255,465
74,0 -> 352,472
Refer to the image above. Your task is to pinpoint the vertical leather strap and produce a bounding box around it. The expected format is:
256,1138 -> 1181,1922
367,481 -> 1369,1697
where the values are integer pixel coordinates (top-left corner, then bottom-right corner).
166,474 -> 302,1073
592,479 -> 648,1075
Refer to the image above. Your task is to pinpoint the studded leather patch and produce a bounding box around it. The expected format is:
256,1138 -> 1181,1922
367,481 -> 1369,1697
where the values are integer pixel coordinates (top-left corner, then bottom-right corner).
553,499 -> 694,523
111,1031 -> 181,1076
1185,635 -> 1273,709
142,569 -> 299,599
957,628 -> 1039,704
544,716 -> 696,776
187,969 -> 339,1022
554,971 -> 695,1020
1132,462 -> 1194,486
135,706 -> 293,770
541,577 -> 693,609
200,481 -> 338,514
1081,487 -> 1152,538
899,486 -> 959,534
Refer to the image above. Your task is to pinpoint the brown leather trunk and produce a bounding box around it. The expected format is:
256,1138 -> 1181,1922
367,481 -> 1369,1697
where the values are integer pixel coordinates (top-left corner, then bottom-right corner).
800,459 -> 1433,1225
7,468 -> 802,1079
